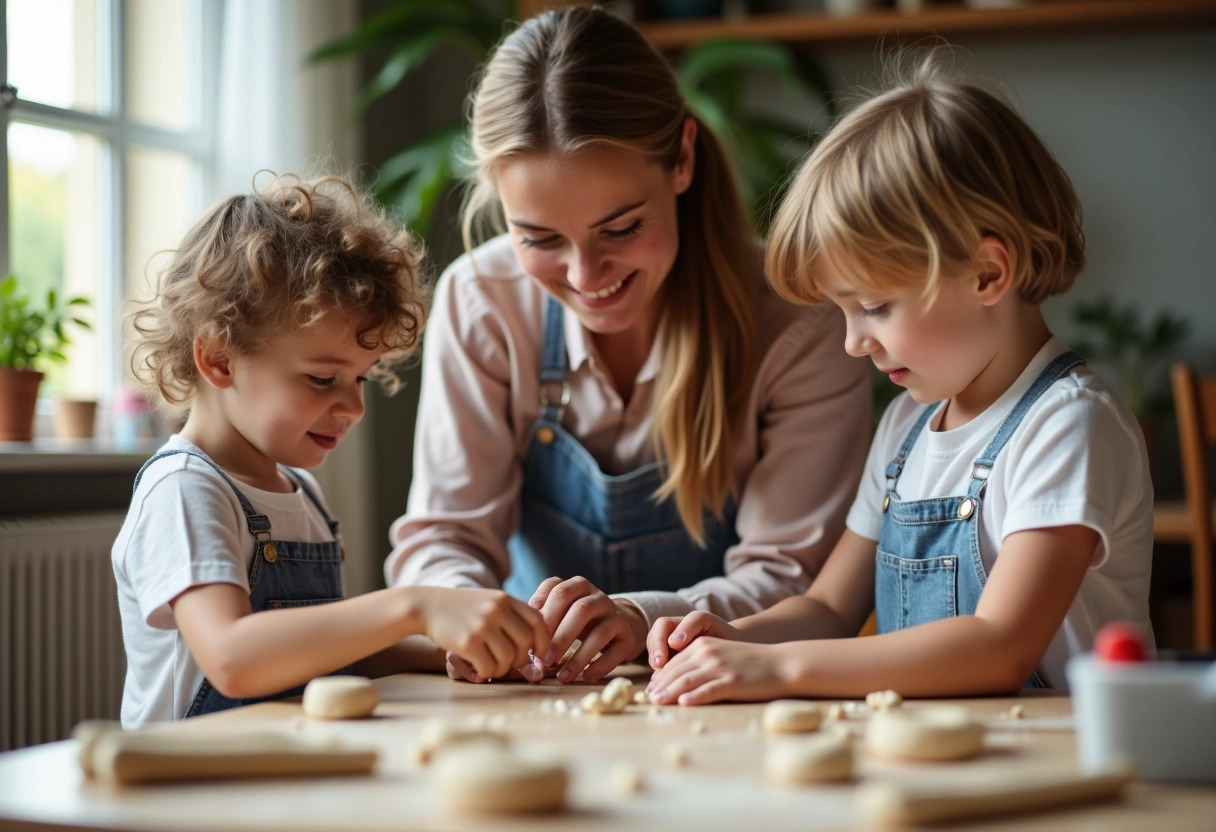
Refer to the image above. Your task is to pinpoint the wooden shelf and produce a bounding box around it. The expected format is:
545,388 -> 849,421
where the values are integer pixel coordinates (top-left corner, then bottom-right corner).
634,0 -> 1216,49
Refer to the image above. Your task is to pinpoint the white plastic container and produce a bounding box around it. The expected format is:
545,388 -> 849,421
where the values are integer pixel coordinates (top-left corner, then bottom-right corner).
1067,652 -> 1216,783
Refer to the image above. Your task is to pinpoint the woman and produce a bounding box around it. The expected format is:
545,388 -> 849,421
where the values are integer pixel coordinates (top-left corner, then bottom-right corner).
385,6 -> 870,684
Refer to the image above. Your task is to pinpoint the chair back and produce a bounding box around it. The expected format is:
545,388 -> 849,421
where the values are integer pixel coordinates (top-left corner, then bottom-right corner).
1171,363 -> 1216,650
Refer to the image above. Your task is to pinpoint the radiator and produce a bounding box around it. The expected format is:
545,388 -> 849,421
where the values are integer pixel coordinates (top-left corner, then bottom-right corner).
1,512 -> 126,751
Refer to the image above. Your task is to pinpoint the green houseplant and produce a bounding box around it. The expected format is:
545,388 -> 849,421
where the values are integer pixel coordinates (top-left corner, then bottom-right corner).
311,1 -> 831,236
1070,295 -> 1190,421
0,275 -> 91,441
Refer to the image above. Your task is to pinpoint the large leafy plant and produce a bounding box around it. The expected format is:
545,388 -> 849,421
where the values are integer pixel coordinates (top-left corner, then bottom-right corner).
1071,295 -> 1190,418
312,2 -> 831,236
0,275 -> 91,372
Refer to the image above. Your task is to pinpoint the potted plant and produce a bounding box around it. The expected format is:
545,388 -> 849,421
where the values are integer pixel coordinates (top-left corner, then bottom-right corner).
310,2 -> 831,235
1070,294 -> 1190,470
0,275 -> 92,441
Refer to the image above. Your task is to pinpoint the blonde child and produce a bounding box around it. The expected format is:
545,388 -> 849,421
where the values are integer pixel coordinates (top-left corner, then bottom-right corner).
645,57 -> 1154,704
114,174 -> 548,726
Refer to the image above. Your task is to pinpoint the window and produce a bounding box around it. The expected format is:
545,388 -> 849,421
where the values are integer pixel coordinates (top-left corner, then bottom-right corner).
1,0 -> 220,404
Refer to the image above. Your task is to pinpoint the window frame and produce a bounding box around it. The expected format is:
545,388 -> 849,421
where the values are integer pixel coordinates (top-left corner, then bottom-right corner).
0,0 -> 222,395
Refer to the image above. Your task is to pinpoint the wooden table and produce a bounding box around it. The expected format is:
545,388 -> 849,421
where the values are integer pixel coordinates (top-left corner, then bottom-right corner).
2,668 -> 1214,832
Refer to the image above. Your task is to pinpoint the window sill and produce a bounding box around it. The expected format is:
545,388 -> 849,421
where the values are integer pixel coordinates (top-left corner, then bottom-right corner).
0,437 -> 163,474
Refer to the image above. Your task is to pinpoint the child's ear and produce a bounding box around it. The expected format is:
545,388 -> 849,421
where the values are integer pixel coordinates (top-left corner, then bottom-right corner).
974,235 -> 1015,307
193,337 -> 235,390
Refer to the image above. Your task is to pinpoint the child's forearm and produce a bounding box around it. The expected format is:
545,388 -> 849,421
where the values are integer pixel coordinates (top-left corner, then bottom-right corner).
733,594 -> 858,644
777,615 -> 1032,699
203,587 -> 428,698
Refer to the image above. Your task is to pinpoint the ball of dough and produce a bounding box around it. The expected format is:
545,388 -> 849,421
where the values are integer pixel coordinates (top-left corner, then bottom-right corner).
864,706 -> 984,762
433,746 -> 568,814
764,734 -> 853,784
762,700 -> 823,734
302,676 -> 379,720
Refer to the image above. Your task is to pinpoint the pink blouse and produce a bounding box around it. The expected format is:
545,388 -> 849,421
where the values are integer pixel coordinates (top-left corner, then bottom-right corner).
385,235 -> 871,627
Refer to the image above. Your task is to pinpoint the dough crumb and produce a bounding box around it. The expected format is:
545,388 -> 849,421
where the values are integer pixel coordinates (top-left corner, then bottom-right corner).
1009,704 -> 1025,720
580,678 -> 633,714
611,763 -> 646,796
690,720 -> 707,735
828,704 -> 846,721
865,689 -> 903,711
633,691 -> 649,705
663,743 -> 689,768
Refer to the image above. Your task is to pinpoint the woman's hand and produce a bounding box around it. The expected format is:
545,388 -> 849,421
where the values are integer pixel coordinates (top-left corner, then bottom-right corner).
529,576 -> 648,684
414,587 -> 549,682
645,638 -> 794,706
646,610 -> 743,669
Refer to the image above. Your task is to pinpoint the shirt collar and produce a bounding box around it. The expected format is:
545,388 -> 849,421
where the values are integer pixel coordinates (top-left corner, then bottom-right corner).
561,304 -> 665,385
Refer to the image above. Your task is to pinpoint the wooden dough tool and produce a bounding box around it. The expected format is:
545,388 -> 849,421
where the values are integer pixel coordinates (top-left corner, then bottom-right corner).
82,727 -> 378,786
856,763 -> 1133,826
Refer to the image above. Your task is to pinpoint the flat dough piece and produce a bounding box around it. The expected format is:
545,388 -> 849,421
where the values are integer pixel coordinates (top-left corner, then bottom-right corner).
765,735 -> 853,784
413,718 -> 511,765
762,700 -> 823,734
434,746 -> 568,814
302,676 -> 379,719
865,706 -> 985,762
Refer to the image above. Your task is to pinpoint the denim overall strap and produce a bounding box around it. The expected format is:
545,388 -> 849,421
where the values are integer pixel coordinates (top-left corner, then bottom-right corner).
539,297 -> 570,424
137,446 -> 349,718
874,351 -> 1086,689
135,447 -> 274,548
503,298 -> 736,599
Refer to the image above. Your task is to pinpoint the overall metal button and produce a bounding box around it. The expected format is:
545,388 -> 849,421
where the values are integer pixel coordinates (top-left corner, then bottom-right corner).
957,498 -> 974,519
882,494 -> 890,512
262,542 -> 279,563
537,426 -> 555,445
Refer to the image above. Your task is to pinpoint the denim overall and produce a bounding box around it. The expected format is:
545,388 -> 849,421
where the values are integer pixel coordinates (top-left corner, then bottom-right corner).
503,298 -> 738,599
132,444 -> 349,717
875,351 -> 1085,688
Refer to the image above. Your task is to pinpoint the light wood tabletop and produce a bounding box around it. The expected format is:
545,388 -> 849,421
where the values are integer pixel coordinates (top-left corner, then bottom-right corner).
1,667 -> 1214,832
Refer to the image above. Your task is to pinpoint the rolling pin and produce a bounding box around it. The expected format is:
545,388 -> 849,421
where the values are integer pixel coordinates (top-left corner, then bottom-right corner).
78,724 -> 378,786
856,763 -> 1134,826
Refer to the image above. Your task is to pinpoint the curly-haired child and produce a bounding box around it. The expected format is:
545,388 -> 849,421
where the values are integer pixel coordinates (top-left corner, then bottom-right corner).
114,174 -> 548,726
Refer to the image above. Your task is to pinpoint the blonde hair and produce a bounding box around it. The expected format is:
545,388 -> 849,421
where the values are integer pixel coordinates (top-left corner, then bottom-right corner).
767,52 -> 1084,308
462,6 -> 757,543
129,173 -> 428,405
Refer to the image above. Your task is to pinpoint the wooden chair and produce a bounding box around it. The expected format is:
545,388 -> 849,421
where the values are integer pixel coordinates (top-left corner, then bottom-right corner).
1164,363 -> 1216,651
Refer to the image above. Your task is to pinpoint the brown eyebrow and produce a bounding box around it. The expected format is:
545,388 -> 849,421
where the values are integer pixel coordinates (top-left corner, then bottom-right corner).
508,200 -> 646,232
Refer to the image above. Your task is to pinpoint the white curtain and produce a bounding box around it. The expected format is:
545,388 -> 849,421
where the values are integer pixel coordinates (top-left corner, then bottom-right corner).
213,0 -> 378,594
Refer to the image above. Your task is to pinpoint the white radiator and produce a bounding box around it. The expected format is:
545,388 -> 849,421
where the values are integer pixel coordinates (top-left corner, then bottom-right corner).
1,512 -> 126,751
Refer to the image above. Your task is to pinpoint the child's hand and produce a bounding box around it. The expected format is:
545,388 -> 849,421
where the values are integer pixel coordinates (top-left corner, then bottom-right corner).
647,611 -> 742,670
418,588 -> 549,681
645,638 -> 790,706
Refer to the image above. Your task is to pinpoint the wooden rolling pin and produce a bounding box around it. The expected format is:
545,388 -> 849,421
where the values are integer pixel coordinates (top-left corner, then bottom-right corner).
856,763 -> 1134,826
77,723 -> 378,786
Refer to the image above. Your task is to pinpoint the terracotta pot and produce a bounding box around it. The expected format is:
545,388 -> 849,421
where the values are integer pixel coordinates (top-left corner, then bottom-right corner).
0,367 -> 44,441
53,399 -> 97,440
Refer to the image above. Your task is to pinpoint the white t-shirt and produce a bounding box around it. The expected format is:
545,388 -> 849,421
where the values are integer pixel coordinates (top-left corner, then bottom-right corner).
846,338 -> 1154,687
112,435 -> 340,727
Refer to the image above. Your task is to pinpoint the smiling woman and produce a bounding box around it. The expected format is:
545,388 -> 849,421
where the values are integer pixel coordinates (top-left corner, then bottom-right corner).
384,5 -> 872,688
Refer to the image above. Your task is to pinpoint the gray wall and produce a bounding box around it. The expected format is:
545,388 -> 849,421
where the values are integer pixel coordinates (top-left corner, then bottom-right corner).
357,12 -> 1216,578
